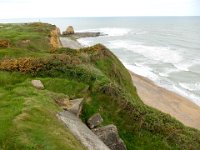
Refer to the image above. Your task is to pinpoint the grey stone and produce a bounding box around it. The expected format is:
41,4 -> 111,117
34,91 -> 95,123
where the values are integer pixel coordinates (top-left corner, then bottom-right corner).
87,113 -> 103,129
110,139 -> 127,150
67,98 -> 84,116
31,80 -> 44,90
92,125 -> 127,150
57,111 -> 110,150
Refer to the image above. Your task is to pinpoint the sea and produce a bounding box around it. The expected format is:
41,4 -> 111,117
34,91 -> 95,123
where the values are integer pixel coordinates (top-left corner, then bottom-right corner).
1,17 -> 200,106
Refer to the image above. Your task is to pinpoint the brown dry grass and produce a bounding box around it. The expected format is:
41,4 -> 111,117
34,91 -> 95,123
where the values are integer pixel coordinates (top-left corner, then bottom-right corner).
0,39 -> 10,48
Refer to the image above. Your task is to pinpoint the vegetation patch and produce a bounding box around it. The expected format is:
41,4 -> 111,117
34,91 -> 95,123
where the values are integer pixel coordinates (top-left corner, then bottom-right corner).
0,39 -> 10,48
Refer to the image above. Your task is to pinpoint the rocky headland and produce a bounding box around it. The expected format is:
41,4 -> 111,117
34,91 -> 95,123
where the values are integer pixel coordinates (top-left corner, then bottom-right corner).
60,26 -> 105,49
0,23 -> 200,150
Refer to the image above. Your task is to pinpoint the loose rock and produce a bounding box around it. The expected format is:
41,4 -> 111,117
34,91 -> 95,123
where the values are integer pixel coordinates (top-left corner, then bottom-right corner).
68,98 -> 84,116
87,113 -> 103,129
92,124 -> 127,150
31,80 -> 44,90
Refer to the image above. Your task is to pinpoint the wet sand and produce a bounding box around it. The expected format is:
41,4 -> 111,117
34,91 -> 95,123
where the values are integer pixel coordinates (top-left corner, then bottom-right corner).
130,71 -> 200,130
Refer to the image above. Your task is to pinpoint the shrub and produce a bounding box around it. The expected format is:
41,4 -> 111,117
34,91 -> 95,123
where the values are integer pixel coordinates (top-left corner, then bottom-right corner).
0,57 -> 44,73
0,40 -> 10,48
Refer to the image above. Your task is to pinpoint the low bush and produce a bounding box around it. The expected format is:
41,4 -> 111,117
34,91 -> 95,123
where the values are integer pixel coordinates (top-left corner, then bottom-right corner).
0,39 -> 10,48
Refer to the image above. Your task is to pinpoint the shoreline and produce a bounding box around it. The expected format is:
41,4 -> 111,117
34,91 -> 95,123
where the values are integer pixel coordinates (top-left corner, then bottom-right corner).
130,71 -> 200,130
59,34 -> 200,130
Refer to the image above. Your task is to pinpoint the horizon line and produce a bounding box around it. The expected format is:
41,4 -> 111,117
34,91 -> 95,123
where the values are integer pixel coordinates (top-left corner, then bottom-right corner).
0,16 -> 200,20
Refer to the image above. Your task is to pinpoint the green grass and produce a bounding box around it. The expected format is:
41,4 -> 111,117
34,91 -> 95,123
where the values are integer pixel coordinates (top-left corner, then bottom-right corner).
0,72 -> 86,150
0,23 -> 200,150
0,23 -> 53,60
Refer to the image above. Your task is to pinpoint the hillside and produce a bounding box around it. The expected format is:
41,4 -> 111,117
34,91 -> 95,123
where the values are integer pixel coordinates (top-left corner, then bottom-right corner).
0,23 -> 200,150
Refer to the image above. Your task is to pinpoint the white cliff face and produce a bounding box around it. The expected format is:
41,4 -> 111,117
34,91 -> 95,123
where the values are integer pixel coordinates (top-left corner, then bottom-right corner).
57,111 -> 110,150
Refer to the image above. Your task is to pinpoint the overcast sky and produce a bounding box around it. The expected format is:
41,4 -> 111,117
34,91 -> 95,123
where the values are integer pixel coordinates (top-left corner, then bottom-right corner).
0,0 -> 199,19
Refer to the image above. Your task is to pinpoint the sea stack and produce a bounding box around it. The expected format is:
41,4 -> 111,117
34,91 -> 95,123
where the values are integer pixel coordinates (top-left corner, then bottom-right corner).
63,26 -> 74,35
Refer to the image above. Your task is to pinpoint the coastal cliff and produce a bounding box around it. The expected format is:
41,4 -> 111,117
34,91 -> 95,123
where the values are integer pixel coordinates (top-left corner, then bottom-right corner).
0,23 -> 200,150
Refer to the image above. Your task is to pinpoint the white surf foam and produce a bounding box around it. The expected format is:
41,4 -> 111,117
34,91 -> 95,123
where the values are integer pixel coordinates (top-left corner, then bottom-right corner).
174,59 -> 200,72
124,63 -> 159,81
158,67 -> 180,77
108,40 -> 182,64
179,82 -> 200,91
77,38 -> 93,46
172,85 -> 200,106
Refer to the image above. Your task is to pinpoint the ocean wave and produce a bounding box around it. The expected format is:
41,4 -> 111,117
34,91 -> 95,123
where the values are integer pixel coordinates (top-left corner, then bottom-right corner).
172,85 -> 200,106
173,60 -> 200,72
77,38 -> 92,46
158,68 -> 178,77
124,62 -> 200,106
124,63 -> 159,81
179,82 -> 200,91
108,40 -> 182,64
77,28 -> 131,37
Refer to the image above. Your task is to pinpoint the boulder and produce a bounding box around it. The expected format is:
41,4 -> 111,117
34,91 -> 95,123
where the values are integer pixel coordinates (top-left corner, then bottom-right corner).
87,113 -> 103,129
110,139 -> 127,150
63,26 -> 75,35
92,125 -> 127,150
55,98 -> 83,116
67,98 -> 84,116
31,80 -> 44,90
0,40 -> 9,48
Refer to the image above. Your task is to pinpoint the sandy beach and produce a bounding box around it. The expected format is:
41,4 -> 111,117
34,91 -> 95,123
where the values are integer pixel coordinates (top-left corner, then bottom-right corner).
130,71 -> 200,130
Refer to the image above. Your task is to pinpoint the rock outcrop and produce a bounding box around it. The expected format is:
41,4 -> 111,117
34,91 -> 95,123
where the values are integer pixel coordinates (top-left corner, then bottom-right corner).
57,111 -> 110,150
92,125 -> 127,150
63,26 -> 75,35
87,113 -> 103,129
55,98 -> 84,117
67,98 -> 84,116
55,98 -> 71,109
50,27 -> 61,52
31,80 -> 44,90
0,40 -> 9,48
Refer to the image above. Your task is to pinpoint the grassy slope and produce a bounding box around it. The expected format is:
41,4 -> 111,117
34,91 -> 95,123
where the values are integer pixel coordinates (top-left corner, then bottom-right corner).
0,23 -> 86,150
0,23 -> 200,150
